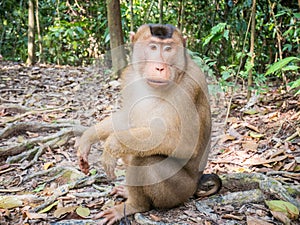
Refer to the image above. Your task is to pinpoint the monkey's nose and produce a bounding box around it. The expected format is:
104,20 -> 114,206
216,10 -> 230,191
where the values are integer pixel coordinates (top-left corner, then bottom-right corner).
155,66 -> 165,72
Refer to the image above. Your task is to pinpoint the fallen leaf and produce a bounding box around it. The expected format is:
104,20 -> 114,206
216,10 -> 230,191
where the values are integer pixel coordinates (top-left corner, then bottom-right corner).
242,141 -> 258,151
44,161 -> 54,170
149,213 -> 161,221
222,214 -> 243,220
244,155 -> 288,166
249,132 -> 264,139
244,108 -> 259,115
25,211 -> 47,219
270,211 -> 291,224
76,206 -> 90,218
54,205 -> 77,218
33,183 -> 46,193
101,199 -> 115,211
0,196 -> 23,209
246,215 -> 273,225
243,123 -> 260,132
38,200 -> 59,214
265,200 -> 299,220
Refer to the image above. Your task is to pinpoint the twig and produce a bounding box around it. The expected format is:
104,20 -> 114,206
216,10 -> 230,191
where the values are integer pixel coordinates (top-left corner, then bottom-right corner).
224,6 -> 253,125
0,121 -> 85,139
285,127 -> 300,142
33,174 -> 102,213
1,128 -> 74,158
0,107 -> 69,124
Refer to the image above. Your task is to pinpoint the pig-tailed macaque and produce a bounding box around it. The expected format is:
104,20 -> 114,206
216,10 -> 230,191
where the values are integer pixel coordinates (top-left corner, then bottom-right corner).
77,24 -> 222,225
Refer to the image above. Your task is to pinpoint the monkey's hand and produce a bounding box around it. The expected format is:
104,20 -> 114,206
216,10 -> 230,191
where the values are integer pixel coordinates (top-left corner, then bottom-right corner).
76,137 -> 91,175
100,151 -> 117,180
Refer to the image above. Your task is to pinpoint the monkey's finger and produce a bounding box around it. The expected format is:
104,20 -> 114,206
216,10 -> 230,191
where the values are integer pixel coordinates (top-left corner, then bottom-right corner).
94,210 -> 116,225
110,186 -> 128,198
78,157 -> 90,174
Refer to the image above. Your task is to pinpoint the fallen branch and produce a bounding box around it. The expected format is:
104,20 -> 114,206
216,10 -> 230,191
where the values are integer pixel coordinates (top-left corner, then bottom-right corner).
221,173 -> 300,209
1,107 -> 71,124
0,128 -> 74,158
1,122 -> 86,160
0,121 -> 86,139
33,173 -> 104,213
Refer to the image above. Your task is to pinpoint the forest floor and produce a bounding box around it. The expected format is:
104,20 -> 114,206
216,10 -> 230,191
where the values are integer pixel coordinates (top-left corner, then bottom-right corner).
0,61 -> 299,225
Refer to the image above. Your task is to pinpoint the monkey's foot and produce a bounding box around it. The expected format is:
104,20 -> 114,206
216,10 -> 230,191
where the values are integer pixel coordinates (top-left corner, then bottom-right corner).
111,185 -> 128,198
94,206 -> 123,225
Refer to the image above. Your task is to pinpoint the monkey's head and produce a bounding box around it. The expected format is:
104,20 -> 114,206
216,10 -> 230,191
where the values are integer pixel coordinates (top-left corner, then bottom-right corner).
130,24 -> 187,88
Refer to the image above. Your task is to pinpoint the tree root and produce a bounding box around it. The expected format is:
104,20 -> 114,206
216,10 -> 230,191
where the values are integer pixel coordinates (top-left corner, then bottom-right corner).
220,172 -> 300,209
0,122 -> 87,161
0,121 -> 86,139
33,173 -> 104,213
133,172 -> 300,225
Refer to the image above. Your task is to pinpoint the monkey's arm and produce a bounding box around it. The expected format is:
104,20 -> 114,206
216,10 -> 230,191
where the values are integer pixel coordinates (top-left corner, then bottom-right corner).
77,116 -> 114,174
104,127 -> 198,159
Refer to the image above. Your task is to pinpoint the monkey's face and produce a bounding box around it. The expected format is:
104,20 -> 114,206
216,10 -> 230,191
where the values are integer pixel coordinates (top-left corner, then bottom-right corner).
131,25 -> 186,88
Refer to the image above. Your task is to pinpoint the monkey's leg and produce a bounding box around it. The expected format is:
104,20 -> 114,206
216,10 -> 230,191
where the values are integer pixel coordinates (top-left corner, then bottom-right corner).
95,186 -> 150,225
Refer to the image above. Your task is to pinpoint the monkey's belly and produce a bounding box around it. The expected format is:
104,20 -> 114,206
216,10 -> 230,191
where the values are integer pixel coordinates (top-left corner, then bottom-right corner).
126,155 -> 198,208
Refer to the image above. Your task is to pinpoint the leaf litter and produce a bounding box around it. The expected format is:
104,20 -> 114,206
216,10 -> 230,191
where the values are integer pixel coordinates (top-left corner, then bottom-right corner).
0,61 -> 299,224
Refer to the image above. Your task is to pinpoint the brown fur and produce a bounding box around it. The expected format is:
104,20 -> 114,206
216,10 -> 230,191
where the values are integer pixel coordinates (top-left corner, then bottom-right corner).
77,24 -> 221,225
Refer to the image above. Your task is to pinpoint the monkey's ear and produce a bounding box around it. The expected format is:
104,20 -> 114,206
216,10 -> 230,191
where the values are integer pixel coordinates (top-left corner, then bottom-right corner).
130,32 -> 135,43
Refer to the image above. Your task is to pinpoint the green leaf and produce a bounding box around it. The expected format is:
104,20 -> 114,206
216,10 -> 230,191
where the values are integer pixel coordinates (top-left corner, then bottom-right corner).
38,201 -> 59,214
33,183 -> 46,193
282,65 -> 299,71
76,206 -> 90,218
266,57 -> 300,75
0,196 -> 23,209
290,78 -> 300,89
293,13 -> 300,19
265,200 -> 299,220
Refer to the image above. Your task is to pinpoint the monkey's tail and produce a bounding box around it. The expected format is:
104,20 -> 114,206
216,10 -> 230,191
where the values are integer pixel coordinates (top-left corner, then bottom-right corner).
195,173 -> 222,197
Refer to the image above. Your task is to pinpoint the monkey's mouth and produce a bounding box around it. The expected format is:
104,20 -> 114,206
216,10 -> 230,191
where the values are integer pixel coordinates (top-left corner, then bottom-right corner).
147,78 -> 170,87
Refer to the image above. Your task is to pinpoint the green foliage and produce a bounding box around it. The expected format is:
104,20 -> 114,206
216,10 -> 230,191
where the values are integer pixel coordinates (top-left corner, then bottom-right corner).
266,56 -> 300,95
0,0 -> 299,94
203,23 -> 229,47
266,57 -> 300,75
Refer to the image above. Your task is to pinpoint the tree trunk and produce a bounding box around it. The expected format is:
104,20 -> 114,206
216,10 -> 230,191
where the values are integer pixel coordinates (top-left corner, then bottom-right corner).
35,0 -> 43,63
247,0 -> 256,100
106,0 -> 126,77
26,0 -> 35,65
159,0 -> 163,24
177,0 -> 184,31
130,0 -> 134,31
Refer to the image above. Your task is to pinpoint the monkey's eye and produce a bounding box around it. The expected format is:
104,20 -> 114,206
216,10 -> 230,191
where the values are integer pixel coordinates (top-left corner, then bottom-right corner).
163,45 -> 172,52
149,44 -> 158,51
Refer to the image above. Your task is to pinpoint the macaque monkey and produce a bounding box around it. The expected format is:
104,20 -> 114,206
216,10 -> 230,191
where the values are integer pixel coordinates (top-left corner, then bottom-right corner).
77,24 -> 222,225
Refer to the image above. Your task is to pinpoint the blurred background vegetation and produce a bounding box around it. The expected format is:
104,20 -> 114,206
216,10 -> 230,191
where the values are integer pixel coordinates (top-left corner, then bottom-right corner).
0,0 -> 299,94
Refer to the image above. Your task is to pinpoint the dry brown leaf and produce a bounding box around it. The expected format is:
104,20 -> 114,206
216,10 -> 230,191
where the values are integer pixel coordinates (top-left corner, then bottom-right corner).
25,211 -> 47,220
219,134 -> 236,143
246,216 -> 273,225
283,160 -> 297,171
149,213 -> 162,221
242,141 -> 258,151
243,122 -> 260,133
271,211 -> 291,224
222,214 -> 243,220
54,205 -> 77,218
244,155 -> 288,166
